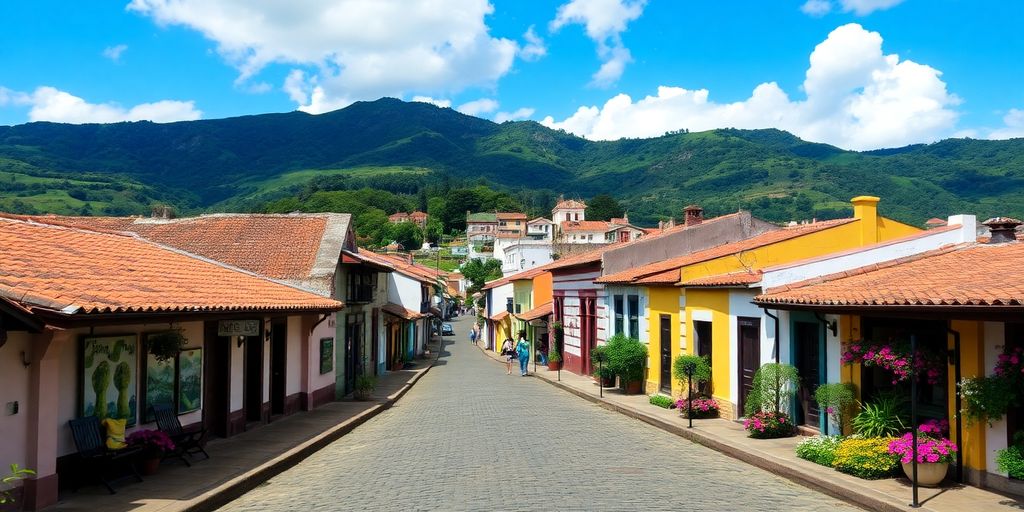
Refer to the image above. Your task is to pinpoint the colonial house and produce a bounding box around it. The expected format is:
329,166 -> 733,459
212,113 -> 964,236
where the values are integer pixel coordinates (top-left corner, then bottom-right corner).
0,217 -> 342,510
753,216 -> 1022,496
497,237 -> 554,276
527,217 -> 554,240
388,211 -> 428,229
466,212 -> 498,244
497,212 -> 528,236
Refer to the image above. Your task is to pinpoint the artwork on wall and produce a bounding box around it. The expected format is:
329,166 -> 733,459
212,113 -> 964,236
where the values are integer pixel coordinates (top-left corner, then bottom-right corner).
320,337 -> 334,374
81,335 -> 138,426
143,350 -> 176,423
177,348 -> 203,414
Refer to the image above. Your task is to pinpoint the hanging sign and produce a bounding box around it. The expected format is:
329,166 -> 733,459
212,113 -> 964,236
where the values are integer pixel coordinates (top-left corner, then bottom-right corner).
218,319 -> 260,337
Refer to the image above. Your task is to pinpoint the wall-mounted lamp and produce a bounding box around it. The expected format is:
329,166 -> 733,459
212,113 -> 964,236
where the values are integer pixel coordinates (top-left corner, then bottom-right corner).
20,350 -> 31,368
237,336 -> 245,348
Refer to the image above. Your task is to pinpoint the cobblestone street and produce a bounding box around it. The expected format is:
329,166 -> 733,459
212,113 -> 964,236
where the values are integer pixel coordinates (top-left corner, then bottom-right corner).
217,317 -> 859,511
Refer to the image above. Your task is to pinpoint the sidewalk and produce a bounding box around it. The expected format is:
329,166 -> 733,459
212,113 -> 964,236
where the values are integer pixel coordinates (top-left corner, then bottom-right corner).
474,343 -> 1022,512
50,341 -> 443,512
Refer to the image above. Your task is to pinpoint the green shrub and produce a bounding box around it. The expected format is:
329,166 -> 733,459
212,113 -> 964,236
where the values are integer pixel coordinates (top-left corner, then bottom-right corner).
744,363 -> 799,416
961,376 -> 1016,425
796,435 -> 843,467
605,334 -> 647,384
997,444 -> 1024,479
852,395 -> 906,438
814,383 -> 855,432
832,436 -> 900,479
591,345 -> 615,380
649,395 -> 674,409
672,354 -> 711,388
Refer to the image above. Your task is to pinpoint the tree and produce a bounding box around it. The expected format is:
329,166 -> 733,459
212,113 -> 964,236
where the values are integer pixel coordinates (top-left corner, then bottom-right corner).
424,217 -> 444,244
387,221 -> 423,250
587,194 -> 624,221
355,208 -> 391,246
461,258 -> 502,296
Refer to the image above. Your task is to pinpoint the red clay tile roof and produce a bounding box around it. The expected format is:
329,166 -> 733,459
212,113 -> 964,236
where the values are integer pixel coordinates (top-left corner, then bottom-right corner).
0,218 -> 343,316
755,242 -> 1024,307
389,212 -> 410,221
21,213 -> 350,296
683,271 -> 763,287
363,251 -> 446,285
497,212 -> 528,220
490,310 -> 510,322
546,243 -> 622,271
554,199 -> 587,210
518,301 -> 552,321
596,219 -> 856,285
925,217 -> 947,226
382,302 -> 426,320
409,211 -> 428,219
561,220 -> 611,232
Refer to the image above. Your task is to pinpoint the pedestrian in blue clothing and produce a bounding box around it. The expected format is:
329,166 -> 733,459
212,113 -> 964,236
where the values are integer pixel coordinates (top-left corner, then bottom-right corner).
516,330 -> 530,376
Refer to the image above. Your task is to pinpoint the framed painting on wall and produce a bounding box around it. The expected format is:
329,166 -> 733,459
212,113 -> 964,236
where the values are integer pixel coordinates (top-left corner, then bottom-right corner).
320,337 -> 334,374
177,348 -> 203,414
143,349 -> 177,423
81,335 -> 138,426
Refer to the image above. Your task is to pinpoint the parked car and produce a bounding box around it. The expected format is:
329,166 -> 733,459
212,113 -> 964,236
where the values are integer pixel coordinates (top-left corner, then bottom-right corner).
441,323 -> 455,336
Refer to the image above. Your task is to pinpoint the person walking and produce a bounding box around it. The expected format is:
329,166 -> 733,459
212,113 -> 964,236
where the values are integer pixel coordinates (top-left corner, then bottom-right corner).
516,330 -> 530,376
469,328 -> 477,344
500,337 -> 515,375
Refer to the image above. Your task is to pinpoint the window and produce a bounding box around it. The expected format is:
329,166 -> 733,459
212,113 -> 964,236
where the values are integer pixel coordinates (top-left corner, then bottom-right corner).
628,294 -> 639,337
588,234 -> 593,241
613,295 -> 624,335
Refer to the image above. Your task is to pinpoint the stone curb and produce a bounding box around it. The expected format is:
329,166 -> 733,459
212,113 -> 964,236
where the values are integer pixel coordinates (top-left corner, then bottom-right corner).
183,342 -> 444,512
528,370 -> 929,512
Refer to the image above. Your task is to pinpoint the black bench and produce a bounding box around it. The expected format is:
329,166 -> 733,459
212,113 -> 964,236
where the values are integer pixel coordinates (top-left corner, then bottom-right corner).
152,403 -> 209,466
67,416 -> 143,494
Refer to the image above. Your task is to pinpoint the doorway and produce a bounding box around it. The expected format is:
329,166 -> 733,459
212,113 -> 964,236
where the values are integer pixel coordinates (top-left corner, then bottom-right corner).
270,317 -> 287,417
694,320 -> 713,396
660,315 -> 672,393
794,321 -> 822,429
737,317 -> 761,416
244,333 -> 264,425
203,321 -> 231,438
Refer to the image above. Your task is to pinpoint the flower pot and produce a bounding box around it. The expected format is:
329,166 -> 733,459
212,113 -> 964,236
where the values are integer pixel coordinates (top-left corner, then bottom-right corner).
547,360 -> 562,371
622,380 -> 643,395
140,456 -> 161,476
599,375 -> 616,387
901,462 -> 948,487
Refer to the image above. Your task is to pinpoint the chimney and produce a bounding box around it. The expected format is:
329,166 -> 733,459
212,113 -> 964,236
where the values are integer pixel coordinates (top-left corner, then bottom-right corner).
851,196 -> 880,244
684,205 -> 704,227
982,217 -> 1022,244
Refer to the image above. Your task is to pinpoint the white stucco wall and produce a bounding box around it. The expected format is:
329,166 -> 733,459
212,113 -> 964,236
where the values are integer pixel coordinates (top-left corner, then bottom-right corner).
0,332 -> 32,469
309,315 -> 336,392
984,321 -> 1008,475
287,316 -> 302,396
389,272 -> 423,311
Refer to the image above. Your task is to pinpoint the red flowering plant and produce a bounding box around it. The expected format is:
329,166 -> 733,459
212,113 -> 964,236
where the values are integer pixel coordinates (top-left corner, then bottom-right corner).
676,397 -> 720,419
841,340 -> 944,385
126,429 -> 175,457
743,411 -> 793,439
888,421 -> 958,465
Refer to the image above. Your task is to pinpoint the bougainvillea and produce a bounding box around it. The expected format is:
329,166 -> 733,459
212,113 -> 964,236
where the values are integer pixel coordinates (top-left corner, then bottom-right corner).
127,429 -> 175,454
841,341 -> 943,385
994,346 -> 1024,382
743,411 -> 794,439
888,424 -> 958,465
676,397 -> 720,419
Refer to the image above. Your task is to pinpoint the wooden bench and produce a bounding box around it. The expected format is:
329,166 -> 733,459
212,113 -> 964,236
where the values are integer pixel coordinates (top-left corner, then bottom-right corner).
152,403 -> 210,466
67,416 -> 143,494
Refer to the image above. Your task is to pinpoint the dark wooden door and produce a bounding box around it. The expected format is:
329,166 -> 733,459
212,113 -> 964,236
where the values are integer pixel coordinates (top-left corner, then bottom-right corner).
270,318 -> 287,416
660,315 -> 672,393
794,321 -> 821,428
737,317 -> 761,416
203,321 -> 230,438
244,334 -> 263,424
694,321 -> 713,396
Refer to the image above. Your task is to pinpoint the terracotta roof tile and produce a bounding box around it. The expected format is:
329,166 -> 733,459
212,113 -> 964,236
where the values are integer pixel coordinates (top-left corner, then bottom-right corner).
0,218 -> 343,316
596,219 -> 855,284
545,243 -> 623,271
518,301 -> 552,321
755,242 -> 1024,307
554,199 -> 587,210
683,271 -> 763,287
496,212 -> 528,220
382,302 -> 426,320
561,220 -> 611,232
490,310 -> 510,322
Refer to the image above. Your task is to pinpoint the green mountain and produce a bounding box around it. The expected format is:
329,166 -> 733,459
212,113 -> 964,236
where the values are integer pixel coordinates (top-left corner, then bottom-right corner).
2,97 -> 1023,225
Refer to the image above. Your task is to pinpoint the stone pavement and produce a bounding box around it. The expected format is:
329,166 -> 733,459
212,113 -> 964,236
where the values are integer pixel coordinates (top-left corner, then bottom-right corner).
217,316 -> 858,511
48,340 -> 441,512
482,347 -> 1024,512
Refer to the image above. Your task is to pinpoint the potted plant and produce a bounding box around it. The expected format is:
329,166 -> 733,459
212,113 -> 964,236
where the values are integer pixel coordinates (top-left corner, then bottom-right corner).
548,322 -> 564,371
147,329 -> 188,362
675,397 -> 720,419
547,350 -> 562,371
591,345 -> 615,387
354,374 -> 376,401
996,432 -> 1024,480
606,335 -> 647,395
814,382 -> 855,434
888,420 -> 958,487
743,363 -> 799,438
126,429 -> 175,475
672,354 -> 711,396
0,464 -> 34,506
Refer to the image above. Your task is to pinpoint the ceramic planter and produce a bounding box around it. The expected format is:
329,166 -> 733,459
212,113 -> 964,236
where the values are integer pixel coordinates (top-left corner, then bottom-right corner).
901,461 -> 948,487
622,380 -> 643,395
140,456 -> 161,476
547,360 -> 562,371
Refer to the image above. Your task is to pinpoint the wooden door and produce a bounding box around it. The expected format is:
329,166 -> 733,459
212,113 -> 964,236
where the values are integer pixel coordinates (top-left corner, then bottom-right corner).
244,334 -> 263,424
203,321 -> 230,438
737,317 -> 761,416
694,321 -> 713,396
270,318 -> 287,416
660,315 -> 672,393
794,321 -> 821,428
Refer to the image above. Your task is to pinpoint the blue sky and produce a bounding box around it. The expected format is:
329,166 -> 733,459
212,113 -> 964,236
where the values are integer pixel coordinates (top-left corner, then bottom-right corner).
1,0 -> 1022,149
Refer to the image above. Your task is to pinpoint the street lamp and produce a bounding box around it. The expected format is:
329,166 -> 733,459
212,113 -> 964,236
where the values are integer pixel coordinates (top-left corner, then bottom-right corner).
593,349 -> 606,398
681,360 -> 697,429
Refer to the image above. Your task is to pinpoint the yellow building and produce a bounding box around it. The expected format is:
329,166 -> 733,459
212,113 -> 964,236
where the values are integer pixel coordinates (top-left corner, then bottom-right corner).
598,197 -> 920,420
755,215 -> 1022,495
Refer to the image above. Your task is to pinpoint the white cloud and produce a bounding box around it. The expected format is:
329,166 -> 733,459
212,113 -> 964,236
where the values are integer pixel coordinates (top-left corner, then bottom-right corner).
1,86 -> 201,124
102,44 -> 128,62
412,96 -> 452,108
801,0 -> 832,16
803,0 -> 905,16
128,0 -> 518,112
495,107 -> 535,123
541,24 -> 960,151
520,25 -> 547,61
840,0 -> 905,15
550,0 -> 646,86
457,98 -> 500,116
988,109 -> 1024,140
